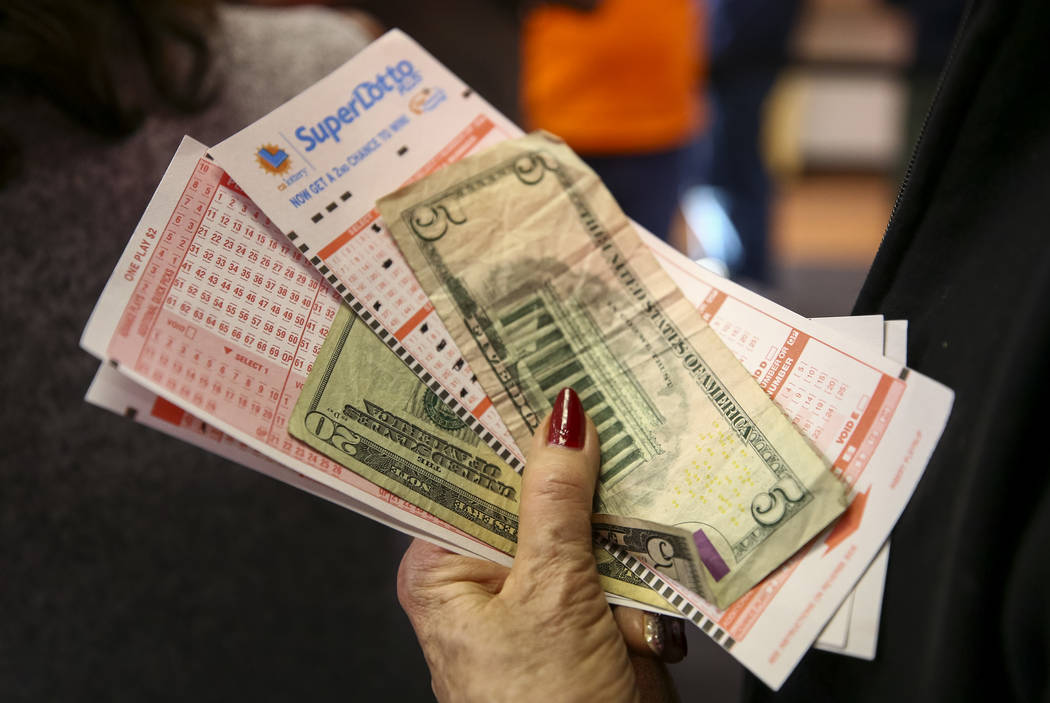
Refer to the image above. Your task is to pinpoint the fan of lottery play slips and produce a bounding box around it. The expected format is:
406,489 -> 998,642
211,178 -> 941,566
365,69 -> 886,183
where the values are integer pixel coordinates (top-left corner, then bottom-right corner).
80,30 -> 952,690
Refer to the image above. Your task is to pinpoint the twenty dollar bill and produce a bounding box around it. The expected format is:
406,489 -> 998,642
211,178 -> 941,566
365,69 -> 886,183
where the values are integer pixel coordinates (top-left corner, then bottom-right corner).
288,305 -> 702,609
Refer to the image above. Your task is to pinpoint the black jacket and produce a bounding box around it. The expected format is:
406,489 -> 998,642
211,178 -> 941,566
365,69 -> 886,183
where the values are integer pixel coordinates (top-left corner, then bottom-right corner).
748,0 -> 1050,700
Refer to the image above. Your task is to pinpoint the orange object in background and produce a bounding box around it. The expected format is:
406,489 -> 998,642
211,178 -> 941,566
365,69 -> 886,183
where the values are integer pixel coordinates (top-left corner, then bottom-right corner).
521,0 -> 705,154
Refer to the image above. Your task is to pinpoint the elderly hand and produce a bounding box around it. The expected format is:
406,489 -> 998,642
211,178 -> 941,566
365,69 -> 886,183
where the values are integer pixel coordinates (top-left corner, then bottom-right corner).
397,387 -> 685,702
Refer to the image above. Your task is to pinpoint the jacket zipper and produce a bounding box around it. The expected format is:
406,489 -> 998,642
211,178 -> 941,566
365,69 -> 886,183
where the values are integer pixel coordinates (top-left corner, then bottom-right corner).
879,0 -> 976,245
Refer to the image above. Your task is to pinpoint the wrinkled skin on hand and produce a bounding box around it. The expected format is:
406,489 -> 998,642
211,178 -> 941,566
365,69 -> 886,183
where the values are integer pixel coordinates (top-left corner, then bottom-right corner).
398,405 -> 681,703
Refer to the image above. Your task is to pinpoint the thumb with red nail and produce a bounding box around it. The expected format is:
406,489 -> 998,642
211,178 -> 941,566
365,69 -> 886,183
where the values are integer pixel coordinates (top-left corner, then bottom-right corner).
397,387 -> 682,702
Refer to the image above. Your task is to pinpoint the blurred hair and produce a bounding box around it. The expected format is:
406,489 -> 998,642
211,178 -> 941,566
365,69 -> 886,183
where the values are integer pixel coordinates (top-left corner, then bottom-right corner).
0,0 -> 221,137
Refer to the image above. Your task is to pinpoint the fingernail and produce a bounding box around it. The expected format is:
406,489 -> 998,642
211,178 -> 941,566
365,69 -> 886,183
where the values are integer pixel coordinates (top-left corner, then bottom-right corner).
547,387 -> 585,449
645,613 -> 687,663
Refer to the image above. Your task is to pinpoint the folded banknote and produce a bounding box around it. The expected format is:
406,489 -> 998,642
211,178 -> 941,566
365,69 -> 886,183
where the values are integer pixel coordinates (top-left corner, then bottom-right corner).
376,132 -> 848,607
289,304 -> 708,609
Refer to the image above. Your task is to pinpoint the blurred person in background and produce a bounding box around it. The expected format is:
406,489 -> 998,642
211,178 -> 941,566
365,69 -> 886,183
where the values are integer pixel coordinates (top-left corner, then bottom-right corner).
520,0 -> 706,244
694,0 -> 803,285
0,3 -> 442,700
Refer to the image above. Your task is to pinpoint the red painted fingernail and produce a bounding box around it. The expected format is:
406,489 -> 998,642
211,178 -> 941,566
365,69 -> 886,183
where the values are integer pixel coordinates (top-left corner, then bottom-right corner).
547,387 -> 585,449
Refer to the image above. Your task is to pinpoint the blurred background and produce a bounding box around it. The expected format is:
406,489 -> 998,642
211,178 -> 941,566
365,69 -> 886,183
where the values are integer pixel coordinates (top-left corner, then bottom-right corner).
244,0 -> 961,324
0,0 -> 966,700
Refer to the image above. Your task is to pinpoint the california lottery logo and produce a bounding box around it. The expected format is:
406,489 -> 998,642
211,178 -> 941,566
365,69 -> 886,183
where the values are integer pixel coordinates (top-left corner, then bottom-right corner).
256,144 -> 292,175
409,87 -> 447,115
